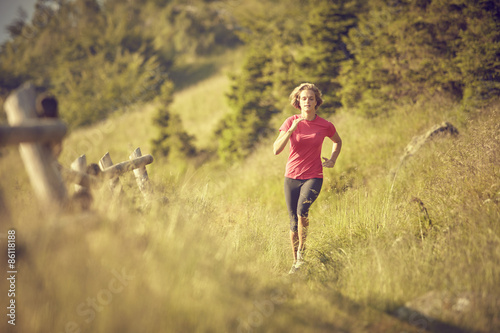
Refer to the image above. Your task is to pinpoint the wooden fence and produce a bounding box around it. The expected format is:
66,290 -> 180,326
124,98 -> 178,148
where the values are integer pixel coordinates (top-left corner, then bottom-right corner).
1,82 -> 154,213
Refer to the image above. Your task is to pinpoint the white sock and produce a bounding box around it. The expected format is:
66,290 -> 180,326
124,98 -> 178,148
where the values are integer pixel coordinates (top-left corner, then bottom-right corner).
297,250 -> 303,261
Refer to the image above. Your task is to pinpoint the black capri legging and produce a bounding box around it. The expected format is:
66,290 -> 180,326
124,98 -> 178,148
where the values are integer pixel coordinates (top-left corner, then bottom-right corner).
284,177 -> 323,232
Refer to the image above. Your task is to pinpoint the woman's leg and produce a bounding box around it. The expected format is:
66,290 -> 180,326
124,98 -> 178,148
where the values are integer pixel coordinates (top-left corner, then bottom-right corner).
284,178 -> 301,263
290,231 -> 299,262
296,178 -> 323,256
297,216 -> 309,253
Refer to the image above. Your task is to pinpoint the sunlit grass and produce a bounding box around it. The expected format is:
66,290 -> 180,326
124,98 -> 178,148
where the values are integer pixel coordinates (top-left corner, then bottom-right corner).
170,47 -> 245,151
170,73 -> 233,151
1,55 -> 499,332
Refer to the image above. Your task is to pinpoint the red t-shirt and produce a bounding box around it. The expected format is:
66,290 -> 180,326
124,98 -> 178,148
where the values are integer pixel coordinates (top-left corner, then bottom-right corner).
279,114 -> 336,179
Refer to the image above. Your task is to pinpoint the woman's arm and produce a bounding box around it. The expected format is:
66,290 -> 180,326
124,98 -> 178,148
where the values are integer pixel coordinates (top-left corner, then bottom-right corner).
322,131 -> 342,168
273,117 -> 305,155
273,130 -> 292,155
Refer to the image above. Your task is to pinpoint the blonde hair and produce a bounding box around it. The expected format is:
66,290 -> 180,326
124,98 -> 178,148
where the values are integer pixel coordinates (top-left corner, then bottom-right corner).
289,83 -> 323,110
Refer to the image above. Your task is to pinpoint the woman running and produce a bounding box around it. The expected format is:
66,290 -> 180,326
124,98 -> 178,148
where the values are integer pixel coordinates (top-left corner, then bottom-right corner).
273,83 -> 342,274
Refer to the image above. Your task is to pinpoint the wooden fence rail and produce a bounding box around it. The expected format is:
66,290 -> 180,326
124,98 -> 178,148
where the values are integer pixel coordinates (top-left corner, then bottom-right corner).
63,152 -> 154,188
0,119 -> 66,146
2,82 -> 155,213
101,154 -> 154,179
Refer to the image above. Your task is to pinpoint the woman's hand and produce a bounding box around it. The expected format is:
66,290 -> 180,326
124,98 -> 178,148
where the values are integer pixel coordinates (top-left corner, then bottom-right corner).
322,157 -> 336,168
288,117 -> 305,133
323,132 -> 342,168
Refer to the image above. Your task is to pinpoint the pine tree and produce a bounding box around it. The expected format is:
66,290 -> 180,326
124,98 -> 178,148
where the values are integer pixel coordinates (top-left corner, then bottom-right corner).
5,8 -> 28,39
299,0 -> 361,114
151,81 -> 196,160
212,0 -> 307,162
0,0 -> 174,128
215,44 -> 278,162
339,0 -> 399,116
455,0 -> 500,106
340,0 -> 500,116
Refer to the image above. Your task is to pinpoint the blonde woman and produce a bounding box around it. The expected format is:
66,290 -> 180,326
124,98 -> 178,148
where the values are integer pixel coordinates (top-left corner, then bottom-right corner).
273,83 -> 342,274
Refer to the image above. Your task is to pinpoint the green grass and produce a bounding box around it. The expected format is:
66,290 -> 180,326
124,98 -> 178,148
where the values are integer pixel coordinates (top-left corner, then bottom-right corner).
1,48 -> 499,332
169,48 -> 244,150
170,73 -> 233,150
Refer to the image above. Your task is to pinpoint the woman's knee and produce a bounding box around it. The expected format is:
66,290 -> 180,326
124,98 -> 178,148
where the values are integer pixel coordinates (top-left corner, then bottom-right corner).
298,216 -> 309,227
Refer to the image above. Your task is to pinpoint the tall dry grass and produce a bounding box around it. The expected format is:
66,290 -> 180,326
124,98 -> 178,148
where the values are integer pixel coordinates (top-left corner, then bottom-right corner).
1,54 -> 499,332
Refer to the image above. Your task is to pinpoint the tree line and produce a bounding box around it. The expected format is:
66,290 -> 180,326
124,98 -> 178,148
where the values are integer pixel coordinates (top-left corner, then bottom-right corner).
0,0 -> 240,126
217,0 -> 499,161
1,0 -> 498,162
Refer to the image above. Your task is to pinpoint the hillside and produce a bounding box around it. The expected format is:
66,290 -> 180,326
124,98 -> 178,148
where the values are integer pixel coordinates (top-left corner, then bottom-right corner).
1,0 -> 499,332
1,45 -> 499,332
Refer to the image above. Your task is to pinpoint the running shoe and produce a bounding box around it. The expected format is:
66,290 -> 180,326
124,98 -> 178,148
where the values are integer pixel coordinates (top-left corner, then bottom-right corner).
295,250 -> 305,268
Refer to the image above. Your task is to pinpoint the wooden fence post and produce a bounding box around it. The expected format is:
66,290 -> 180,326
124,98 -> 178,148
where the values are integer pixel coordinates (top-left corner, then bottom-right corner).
70,155 -> 88,194
70,154 -> 93,211
99,152 -> 120,194
129,147 -> 153,200
3,82 -> 67,210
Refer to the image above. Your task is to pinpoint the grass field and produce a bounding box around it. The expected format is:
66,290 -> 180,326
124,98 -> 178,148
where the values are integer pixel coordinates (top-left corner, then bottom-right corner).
1,48 -> 499,332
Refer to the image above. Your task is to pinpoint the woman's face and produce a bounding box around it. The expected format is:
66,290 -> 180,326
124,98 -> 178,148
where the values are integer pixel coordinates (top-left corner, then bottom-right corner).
299,90 -> 317,113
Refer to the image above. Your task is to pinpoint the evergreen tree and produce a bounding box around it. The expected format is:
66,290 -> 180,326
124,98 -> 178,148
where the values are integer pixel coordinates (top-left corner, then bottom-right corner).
151,81 -> 196,160
390,0 -> 465,99
455,0 -> 500,106
213,0 -> 307,162
215,44 -> 278,162
299,0 -> 360,114
339,0 -> 400,116
0,0 -> 172,128
340,0 -> 500,116
5,8 -> 29,39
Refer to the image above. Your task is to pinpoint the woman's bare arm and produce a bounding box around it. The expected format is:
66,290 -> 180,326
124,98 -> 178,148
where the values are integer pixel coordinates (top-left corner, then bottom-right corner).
322,131 -> 342,168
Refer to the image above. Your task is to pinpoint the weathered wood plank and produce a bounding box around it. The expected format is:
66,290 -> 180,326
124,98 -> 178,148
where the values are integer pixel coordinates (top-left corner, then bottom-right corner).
70,154 -> 93,211
99,152 -> 113,171
129,147 -> 152,200
102,154 -> 154,178
70,155 -> 88,192
3,82 -> 67,209
62,155 -> 153,186
0,119 -> 67,146
99,152 -> 120,193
